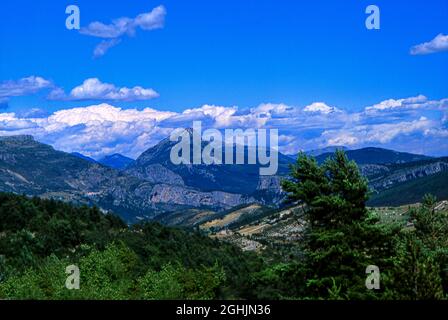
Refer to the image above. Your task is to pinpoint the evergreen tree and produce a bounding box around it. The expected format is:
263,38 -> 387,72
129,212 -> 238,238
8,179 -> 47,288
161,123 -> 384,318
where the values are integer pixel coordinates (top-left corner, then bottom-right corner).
282,150 -> 397,299
385,194 -> 448,299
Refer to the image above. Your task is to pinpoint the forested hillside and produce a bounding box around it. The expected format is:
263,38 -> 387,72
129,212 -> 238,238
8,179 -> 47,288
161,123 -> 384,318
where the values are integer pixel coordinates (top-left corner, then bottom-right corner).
0,193 -> 264,299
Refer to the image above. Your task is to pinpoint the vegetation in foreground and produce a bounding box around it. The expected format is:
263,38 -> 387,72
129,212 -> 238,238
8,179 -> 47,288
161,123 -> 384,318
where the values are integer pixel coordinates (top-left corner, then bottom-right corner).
1,150 -> 448,299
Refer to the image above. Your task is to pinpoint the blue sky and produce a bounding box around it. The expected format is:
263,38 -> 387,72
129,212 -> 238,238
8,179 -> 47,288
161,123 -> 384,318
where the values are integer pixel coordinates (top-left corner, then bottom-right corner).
0,0 -> 447,157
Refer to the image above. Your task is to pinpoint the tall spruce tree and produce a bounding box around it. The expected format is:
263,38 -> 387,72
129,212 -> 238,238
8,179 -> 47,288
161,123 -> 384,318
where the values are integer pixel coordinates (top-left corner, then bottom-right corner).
282,150 -> 396,299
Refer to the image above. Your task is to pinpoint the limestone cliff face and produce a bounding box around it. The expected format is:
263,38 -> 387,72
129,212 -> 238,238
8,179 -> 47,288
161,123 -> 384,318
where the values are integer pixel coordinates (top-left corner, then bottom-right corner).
126,163 -> 185,186
149,184 -> 254,208
363,160 -> 448,192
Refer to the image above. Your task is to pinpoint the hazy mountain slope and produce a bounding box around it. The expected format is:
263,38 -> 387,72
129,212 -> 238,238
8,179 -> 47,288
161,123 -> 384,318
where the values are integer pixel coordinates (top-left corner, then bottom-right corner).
304,146 -> 349,157
98,153 -> 135,170
316,147 -> 431,165
71,152 -> 97,164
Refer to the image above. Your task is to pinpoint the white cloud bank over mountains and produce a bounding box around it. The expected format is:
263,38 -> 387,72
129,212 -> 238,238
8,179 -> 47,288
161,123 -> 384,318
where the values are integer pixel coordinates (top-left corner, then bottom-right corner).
1,95 -> 447,159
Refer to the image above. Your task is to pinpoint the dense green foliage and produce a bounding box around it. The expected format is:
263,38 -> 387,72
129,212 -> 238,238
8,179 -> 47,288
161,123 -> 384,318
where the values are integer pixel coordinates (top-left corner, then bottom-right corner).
0,193 -> 262,299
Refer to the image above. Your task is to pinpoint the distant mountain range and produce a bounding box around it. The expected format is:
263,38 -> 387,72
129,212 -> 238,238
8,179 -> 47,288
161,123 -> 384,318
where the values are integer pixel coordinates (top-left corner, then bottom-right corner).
98,154 -> 135,170
315,147 -> 431,164
1,134 -> 447,223
71,152 -> 97,164
0,135 -> 277,222
303,146 -> 349,157
72,152 -> 135,170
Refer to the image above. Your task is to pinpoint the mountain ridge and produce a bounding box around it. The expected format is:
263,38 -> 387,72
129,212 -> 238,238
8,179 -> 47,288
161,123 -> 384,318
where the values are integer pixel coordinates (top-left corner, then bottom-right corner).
0,135 -> 256,222
315,147 -> 431,165
1,134 -> 447,223
98,153 -> 135,170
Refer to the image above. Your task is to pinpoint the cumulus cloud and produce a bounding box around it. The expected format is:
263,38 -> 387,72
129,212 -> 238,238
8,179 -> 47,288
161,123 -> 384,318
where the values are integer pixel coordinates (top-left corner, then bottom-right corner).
0,76 -> 160,102
364,95 -> 448,115
47,103 -> 174,127
304,102 -> 340,114
322,117 -> 434,146
365,95 -> 428,112
0,76 -> 53,99
410,34 -> 448,55
80,5 -> 166,57
1,95 -> 447,159
48,78 -> 159,101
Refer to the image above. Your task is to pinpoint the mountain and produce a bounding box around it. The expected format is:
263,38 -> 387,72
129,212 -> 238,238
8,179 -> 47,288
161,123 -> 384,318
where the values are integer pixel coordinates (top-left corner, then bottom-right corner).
287,146 -> 348,160
362,157 -> 448,206
71,152 -> 97,164
289,147 -> 445,207
0,135 -> 255,222
0,135 -> 154,221
1,134 -> 446,222
125,134 -> 294,204
98,153 -> 135,170
73,152 -> 135,170
368,171 -> 448,206
315,147 -> 431,165
305,146 -> 348,157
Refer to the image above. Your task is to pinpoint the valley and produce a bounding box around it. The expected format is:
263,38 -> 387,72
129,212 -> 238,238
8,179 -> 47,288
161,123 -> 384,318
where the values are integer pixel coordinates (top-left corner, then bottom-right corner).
198,201 -> 448,253
0,134 -> 447,226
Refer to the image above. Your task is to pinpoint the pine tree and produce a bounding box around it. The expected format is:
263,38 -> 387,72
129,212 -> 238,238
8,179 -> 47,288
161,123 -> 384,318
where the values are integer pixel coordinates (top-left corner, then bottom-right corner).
282,150 -> 396,299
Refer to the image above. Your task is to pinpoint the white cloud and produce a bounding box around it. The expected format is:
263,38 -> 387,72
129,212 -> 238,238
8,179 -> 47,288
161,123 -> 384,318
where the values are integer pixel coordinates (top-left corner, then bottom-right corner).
323,117 -> 435,146
0,76 -> 52,98
49,78 -> 159,101
134,6 -> 166,31
0,76 -> 159,103
363,95 -> 444,113
303,102 -> 340,114
1,95 -> 447,158
0,113 -> 17,121
47,103 -> 174,127
410,33 -> 448,55
80,5 -> 166,57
